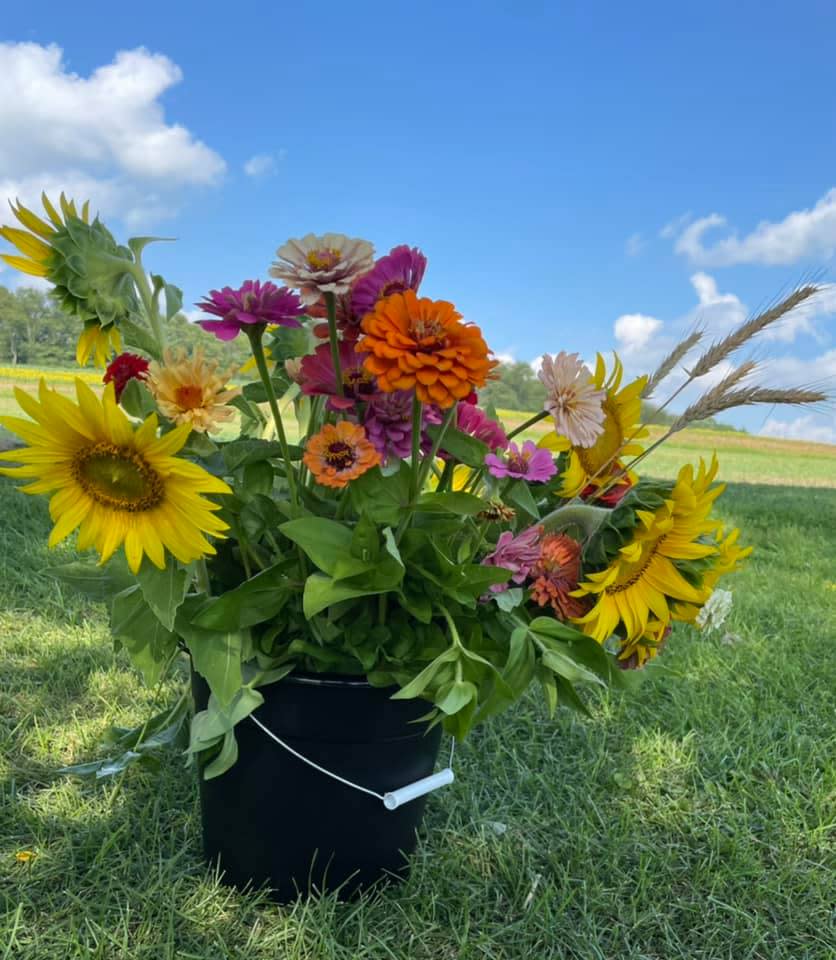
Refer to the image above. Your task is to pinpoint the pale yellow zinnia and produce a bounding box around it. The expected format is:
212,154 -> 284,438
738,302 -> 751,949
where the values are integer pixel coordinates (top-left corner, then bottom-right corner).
146,349 -> 239,434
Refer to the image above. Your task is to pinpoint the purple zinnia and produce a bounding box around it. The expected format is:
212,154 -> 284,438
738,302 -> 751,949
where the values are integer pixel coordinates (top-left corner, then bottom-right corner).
363,390 -> 416,462
197,280 -> 304,341
485,440 -> 557,483
481,526 -> 543,594
351,245 -> 427,318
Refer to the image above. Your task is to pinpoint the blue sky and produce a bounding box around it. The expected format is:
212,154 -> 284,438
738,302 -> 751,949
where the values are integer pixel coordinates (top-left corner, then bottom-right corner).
2,1 -> 835,441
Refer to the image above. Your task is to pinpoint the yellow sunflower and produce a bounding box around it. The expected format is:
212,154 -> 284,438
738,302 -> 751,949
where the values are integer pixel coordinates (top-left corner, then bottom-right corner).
146,349 -> 239,434
571,457 -> 725,644
671,525 -> 751,624
0,193 -> 88,276
77,322 -> 123,367
540,353 -> 648,497
0,379 -> 231,572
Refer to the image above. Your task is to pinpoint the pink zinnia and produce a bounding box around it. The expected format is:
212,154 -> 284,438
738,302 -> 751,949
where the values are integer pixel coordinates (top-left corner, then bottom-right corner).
457,403 -> 508,452
299,340 -> 380,411
481,526 -> 542,594
485,441 -> 556,482
351,245 -> 427,318
363,390 -> 415,462
197,280 -> 304,341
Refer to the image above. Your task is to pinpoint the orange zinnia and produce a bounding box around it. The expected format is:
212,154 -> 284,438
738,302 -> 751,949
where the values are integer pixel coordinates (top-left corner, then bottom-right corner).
304,421 -> 381,489
355,290 -> 497,408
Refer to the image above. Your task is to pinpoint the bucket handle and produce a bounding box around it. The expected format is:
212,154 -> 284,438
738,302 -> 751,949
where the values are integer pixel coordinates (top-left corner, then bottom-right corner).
249,715 -> 455,811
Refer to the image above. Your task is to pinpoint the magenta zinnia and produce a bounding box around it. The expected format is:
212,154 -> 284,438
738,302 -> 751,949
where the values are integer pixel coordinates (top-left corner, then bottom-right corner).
197,280 -> 304,341
485,440 -> 556,482
299,340 -> 380,411
351,244 -> 427,318
363,390 -> 416,462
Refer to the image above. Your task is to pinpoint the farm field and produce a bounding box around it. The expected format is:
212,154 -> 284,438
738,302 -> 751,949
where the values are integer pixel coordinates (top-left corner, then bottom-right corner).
0,370 -> 834,958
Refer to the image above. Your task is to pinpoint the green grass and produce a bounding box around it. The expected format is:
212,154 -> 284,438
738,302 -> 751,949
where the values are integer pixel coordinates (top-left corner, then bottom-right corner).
1,476 -> 835,957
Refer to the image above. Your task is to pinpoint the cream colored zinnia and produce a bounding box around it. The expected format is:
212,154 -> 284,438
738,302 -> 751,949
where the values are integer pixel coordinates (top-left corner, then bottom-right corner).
146,349 -> 239,434
270,232 -> 374,305
538,351 -> 606,448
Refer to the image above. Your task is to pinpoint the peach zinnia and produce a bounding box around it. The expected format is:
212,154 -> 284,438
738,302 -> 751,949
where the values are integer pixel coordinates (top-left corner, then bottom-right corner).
304,421 -> 381,489
355,290 -> 497,408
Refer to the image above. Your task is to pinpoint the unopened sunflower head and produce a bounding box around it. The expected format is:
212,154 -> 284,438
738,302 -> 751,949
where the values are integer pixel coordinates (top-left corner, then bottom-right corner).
0,194 -> 139,366
146,348 -> 239,434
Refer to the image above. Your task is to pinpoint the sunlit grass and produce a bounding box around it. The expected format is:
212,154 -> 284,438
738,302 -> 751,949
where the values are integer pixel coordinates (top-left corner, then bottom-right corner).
1,475 -> 834,958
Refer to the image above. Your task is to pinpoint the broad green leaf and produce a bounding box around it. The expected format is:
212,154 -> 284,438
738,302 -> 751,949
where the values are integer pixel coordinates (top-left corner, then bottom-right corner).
183,626 -> 244,707
435,679 -> 478,716
110,586 -> 178,686
349,463 -> 411,525
350,514 -> 380,563
426,424 -> 489,467
505,479 -> 540,519
119,378 -> 156,419
47,558 -> 134,601
541,648 -> 604,687
493,586 -> 523,612
415,491 -> 487,515
190,562 -> 290,630
242,459 -> 274,496
189,687 -> 264,749
390,646 -> 459,700
136,555 -> 188,631
204,730 -> 238,779
303,572 -> 381,619
280,517 -> 353,575
223,439 -> 297,471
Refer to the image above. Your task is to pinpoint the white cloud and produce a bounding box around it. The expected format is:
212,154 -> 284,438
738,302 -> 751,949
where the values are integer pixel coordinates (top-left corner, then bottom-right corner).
494,351 -> 516,365
244,153 -> 277,177
614,312 -> 663,353
673,188 -> 836,266
761,414 -> 835,445
659,212 -> 691,239
625,232 -> 645,256
0,42 -> 225,227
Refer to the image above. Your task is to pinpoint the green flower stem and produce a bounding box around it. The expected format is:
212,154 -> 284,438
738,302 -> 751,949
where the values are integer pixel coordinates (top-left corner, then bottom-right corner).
506,409 -> 549,440
416,403 -> 458,494
246,327 -> 299,509
408,392 -> 423,503
324,292 -> 344,397
437,459 -> 455,492
130,262 -> 166,353
196,559 -> 212,597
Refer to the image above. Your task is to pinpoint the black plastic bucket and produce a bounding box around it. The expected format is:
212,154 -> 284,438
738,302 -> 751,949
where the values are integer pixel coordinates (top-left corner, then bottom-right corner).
191,670 -> 442,901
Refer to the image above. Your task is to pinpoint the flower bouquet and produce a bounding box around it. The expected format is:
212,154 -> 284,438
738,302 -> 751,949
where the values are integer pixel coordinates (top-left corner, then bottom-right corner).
0,195 -> 827,897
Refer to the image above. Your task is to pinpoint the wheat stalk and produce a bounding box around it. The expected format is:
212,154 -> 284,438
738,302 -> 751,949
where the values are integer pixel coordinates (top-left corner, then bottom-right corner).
672,383 -> 827,433
642,330 -> 703,399
688,284 -> 819,380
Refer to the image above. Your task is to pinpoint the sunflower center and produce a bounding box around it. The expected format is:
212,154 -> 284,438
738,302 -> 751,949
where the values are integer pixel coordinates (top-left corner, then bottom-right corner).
607,538 -> 662,593
576,396 -> 622,476
324,441 -> 355,470
72,441 -> 164,512
174,384 -> 206,410
307,248 -> 342,271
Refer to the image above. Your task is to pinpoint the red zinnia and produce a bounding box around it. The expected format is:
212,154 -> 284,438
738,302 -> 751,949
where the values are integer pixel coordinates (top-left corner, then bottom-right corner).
103,352 -> 150,401
528,533 -> 588,620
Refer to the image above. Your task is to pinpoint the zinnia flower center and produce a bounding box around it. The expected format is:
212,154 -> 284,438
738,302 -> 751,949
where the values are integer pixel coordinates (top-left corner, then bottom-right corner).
409,316 -> 445,345
381,280 -> 408,298
72,441 -> 164,512
307,248 -> 342,271
174,384 -> 206,410
507,450 -> 532,474
324,441 -> 355,470
342,367 -> 375,395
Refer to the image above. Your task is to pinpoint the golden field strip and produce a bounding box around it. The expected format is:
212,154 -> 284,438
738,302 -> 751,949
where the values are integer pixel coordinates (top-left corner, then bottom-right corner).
0,368 -> 832,487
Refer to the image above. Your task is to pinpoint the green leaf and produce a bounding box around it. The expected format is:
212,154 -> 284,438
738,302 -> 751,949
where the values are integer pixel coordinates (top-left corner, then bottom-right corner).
136,555 -> 188,631
502,626 -> 536,696
190,562 -> 291,630
47,558 -> 134,601
350,514 -> 380,563
280,517 -> 353,575
415,491 -> 487,515
493,586 -> 524,612
391,646 -> 459,700
303,573 -> 380,619
110,586 -> 178,686
222,439 -> 301,471
541,648 -> 604,688
119,378 -> 156,419
435,679 -> 478,716
189,687 -> 264,750
242,460 -> 274,496
426,424 -> 489,467
204,730 -> 238,779
349,463 -> 411,525
119,316 -> 162,360
183,626 -> 244,707
505,479 -> 540,519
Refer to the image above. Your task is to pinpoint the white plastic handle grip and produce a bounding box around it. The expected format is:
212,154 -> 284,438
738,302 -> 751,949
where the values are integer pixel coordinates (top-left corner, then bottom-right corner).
383,767 -> 455,810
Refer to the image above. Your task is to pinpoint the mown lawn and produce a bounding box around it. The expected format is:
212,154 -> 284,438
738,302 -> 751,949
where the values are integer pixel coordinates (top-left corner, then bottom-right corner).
1,468 -> 834,956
